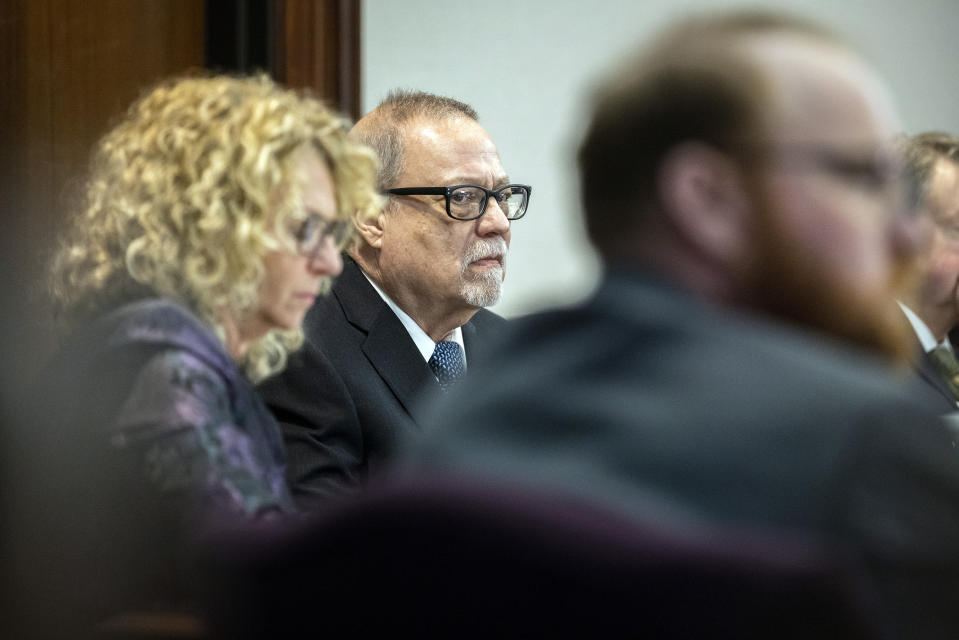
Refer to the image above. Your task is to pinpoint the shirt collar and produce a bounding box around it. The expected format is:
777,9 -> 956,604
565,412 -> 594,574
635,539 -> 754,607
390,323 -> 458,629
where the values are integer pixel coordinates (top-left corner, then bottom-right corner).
362,270 -> 465,364
898,301 -> 953,352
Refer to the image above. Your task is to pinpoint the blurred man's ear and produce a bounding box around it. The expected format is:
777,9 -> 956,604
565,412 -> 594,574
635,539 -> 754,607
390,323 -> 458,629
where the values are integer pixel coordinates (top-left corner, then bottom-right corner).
657,142 -> 751,269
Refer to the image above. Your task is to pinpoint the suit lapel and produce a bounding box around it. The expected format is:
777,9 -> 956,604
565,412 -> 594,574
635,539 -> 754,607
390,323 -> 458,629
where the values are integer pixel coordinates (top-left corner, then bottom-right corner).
333,256 -> 388,331
462,319 -> 478,363
462,308 -> 508,365
916,347 -> 959,407
336,256 -> 436,423
362,310 -> 435,423
897,305 -> 958,408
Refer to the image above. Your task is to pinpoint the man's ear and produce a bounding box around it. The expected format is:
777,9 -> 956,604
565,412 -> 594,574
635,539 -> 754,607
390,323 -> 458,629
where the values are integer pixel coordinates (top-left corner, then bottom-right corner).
657,142 -> 751,266
354,207 -> 386,249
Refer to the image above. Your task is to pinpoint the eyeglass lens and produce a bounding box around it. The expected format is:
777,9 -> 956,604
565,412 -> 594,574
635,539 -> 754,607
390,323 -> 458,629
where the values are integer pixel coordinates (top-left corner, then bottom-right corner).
296,216 -> 351,254
449,186 -> 528,220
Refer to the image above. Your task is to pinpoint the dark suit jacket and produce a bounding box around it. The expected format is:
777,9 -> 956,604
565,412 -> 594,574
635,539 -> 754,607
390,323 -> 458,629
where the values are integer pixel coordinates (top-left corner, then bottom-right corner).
901,321 -> 959,413
407,272 -> 959,639
895,304 -> 959,413
258,255 -> 507,504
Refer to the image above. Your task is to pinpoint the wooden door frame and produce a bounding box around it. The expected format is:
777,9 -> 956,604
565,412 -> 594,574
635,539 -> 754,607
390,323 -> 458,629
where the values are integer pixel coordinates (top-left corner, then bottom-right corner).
272,0 -> 362,120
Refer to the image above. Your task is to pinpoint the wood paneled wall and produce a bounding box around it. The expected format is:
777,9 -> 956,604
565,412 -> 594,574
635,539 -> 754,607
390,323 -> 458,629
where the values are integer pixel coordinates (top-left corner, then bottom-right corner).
1,0 -> 206,377
6,0 -> 205,241
274,0 -> 361,120
1,6 -> 361,631
0,0 -> 361,379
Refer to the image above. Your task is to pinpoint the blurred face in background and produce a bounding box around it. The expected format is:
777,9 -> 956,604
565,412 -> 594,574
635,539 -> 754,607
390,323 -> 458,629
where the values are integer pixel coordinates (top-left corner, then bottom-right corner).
744,34 -> 918,359
915,158 -> 959,339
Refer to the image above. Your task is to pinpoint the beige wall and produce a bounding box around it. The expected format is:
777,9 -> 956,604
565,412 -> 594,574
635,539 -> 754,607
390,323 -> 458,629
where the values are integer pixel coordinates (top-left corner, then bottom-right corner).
363,0 -> 959,317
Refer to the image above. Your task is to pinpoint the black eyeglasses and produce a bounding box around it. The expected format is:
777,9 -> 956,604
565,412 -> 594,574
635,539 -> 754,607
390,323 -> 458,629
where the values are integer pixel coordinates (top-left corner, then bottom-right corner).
387,184 -> 531,221
293,214 -> 352,257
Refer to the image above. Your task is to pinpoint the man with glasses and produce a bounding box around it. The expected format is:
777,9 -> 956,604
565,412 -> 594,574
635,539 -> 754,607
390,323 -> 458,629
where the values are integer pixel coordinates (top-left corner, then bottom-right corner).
406,11 -> 959,637
259,90 -> 528,503
895,132 -> 959,412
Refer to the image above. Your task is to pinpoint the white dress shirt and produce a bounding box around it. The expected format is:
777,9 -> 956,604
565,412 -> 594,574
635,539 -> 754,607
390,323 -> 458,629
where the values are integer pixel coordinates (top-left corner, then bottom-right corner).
363,271 -> 466,366
898,301 -> 953,353
899,301 -> 959,409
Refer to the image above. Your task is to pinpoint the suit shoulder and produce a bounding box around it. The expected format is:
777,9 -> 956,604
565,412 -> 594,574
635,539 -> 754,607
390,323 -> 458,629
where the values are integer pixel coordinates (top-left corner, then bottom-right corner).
469,307 -> 509,330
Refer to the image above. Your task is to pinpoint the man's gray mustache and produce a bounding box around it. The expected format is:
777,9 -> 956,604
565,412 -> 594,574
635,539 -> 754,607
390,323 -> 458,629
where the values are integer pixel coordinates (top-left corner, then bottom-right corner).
462,238 -> 509,273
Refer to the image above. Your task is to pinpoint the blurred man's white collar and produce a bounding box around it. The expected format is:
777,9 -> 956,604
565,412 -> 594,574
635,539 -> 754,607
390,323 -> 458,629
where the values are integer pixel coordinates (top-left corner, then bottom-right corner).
898,301 -> 953,352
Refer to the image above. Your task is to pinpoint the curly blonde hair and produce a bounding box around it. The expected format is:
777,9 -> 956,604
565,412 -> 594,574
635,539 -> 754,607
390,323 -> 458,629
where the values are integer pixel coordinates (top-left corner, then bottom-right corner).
50,74 -> 381,381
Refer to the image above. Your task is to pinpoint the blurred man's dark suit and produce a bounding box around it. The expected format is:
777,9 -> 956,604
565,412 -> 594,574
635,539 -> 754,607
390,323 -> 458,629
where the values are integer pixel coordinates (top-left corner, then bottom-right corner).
407,271 -> 959,639
895,305 -> 959,414
258,255 -> 506,504
907,339 -> 959,413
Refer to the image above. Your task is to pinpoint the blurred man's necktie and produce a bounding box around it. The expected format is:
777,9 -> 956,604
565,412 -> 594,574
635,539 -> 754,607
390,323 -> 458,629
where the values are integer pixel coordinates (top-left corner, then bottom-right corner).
929,344 -> 959,400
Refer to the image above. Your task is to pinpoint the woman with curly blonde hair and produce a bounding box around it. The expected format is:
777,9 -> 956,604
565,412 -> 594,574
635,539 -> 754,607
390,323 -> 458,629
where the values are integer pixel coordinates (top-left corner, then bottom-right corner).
19,74 -> 379,630
52,73 -> 380,382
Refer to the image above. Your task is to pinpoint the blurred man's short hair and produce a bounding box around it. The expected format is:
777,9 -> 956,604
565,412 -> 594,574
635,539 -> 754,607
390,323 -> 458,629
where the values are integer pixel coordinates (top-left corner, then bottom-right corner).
579,11 -> 847,261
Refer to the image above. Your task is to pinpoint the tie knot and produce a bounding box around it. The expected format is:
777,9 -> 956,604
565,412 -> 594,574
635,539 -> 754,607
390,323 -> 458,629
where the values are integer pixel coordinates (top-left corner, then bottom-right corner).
931,344 -> 959,379
429,341 -> 466,390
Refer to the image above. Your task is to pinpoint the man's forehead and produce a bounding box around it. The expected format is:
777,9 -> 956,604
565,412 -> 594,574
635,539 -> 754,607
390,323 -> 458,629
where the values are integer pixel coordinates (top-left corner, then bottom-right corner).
402,115 -> 495,151
404,118 -> 450,147
400,116 -> 506,182
743,33 -> 900,145
932,157 -> 959,187
929,159 -> 959,218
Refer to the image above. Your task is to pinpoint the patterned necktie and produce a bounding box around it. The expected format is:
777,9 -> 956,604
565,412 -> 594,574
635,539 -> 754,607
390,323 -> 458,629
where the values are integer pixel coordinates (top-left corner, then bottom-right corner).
429,341 -> 466,391
929,344 -> 959,400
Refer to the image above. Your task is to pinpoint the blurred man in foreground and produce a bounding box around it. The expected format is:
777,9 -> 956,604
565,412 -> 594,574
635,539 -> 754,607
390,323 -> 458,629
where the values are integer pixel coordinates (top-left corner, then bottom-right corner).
407,11 -> 959,638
